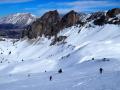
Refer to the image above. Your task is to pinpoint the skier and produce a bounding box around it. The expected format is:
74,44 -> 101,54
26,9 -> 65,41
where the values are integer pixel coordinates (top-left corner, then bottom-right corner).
58,68 -> 62,73
99,68 -> 103,74
49,76 -> 52,81
9,51 -> 11,55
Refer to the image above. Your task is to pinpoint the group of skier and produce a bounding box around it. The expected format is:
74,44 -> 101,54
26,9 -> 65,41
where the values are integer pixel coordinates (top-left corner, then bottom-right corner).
49,57 -> 105,81
7,57 -> 104,81
49,68 -> 63,81
49,67 -> 103,81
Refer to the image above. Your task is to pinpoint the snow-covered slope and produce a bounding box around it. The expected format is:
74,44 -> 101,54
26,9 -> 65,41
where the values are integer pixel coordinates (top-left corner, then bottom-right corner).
0,13 -> 36,25
0,24 -> 120,90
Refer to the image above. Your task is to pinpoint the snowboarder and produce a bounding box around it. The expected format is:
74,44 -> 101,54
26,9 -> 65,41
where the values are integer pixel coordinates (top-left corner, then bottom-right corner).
58,68 -> 62,73
99,68 -> 103,74
49,76 -> 52,81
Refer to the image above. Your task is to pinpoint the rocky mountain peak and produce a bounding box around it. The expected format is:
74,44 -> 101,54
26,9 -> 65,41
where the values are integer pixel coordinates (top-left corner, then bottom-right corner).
94,8 -> 120,25
24,10 -> 60,39
59,10 -> 80,29
40,10 -> 59,22
87,11 -> 105,21
22,8 -> 120,39
106,8 -> 120,18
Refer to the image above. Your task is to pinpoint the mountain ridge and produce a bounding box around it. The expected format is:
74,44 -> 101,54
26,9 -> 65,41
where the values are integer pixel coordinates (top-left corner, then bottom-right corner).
22,8 -> 120,40
0,13 -> 36,26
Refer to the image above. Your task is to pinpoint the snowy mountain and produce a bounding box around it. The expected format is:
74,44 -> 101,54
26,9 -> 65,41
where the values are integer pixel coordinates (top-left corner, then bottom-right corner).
0,8 -> 120,90
23,8 -> 120,39
0,13 -> 36,39
0,13 -> 36,26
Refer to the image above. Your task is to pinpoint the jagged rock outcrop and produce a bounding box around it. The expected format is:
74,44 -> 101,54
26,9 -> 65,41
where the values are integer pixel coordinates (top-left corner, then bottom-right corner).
94,8 -> 120,25
106,8 -> 120,18
23,10 -> 81,39
94,15 -> 107,25
58,10 -> 80,29
24,10 -> 60,39
87,12 -> 105,21
87,11 -> 106,25
50,36 -> 67,45
22,8 -> 120,39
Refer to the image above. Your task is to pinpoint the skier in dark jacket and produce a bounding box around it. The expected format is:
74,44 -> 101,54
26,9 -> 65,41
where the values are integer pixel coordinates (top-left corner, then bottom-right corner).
58,68 -> 62,73
92,58 -> 94,60
49,76 -> 52,81
99,68 -> 103,74
9,51 -> 11,55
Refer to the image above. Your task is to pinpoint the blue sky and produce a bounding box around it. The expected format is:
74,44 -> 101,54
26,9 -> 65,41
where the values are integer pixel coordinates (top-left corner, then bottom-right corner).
0,0 -> 120,17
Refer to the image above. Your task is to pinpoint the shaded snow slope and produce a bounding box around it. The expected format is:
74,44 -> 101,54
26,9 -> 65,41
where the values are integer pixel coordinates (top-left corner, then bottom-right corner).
0,24 -> 120,90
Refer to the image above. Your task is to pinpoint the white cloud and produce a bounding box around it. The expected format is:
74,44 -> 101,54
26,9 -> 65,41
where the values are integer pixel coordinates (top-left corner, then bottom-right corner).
63,0 -> 120,7
0,0 -> 33,3
57,0 -> 120,10
35,0 -> 120,15
23,0 -> 120,16
61,1 -> 120,7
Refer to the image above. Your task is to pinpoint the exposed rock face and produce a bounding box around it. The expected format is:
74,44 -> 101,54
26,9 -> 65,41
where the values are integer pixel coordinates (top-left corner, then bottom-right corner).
40,10 -> 60,37
22,8 -> 120,39
59,10 -> 80,29
50,36 -> 67,45
25,10 -> 60,39
94,8 -> 120,25
21,26 -> 30,38
94,15 -> 107,25
106,8 -> 120,18
23,10 -> 81,39
87,11 -> 106,25
87,12 -> 105,21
